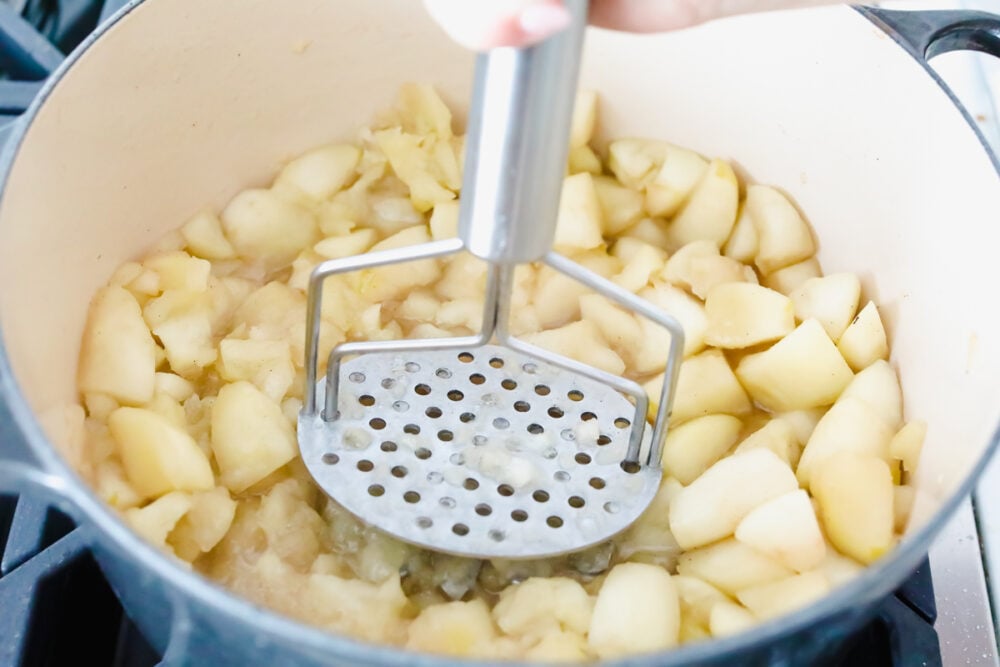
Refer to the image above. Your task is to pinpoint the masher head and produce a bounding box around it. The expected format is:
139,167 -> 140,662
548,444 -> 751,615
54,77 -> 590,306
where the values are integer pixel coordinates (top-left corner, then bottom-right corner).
298,343 -> 661,559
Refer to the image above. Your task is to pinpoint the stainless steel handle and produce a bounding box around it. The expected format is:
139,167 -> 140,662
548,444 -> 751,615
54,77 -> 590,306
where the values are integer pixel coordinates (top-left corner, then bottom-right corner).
458,0 -> 589,264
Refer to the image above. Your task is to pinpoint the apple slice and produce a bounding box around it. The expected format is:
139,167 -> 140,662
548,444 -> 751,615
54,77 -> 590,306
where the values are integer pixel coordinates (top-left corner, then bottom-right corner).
704,283 -> 795,349
837,301 -> 889,371
588,563 -> 680,658
668,159 -> 739,248
746,185 -> 816,274
735,489 -> 826,572
796,396 -> 894,488
789,273 -> 861,342
677,538 -> 793,596
736,572 -> 830,620
661,414 -> 743,484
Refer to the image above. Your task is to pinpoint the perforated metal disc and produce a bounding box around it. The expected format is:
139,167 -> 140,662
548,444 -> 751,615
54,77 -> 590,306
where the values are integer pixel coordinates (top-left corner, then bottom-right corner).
298,345 -> 661,559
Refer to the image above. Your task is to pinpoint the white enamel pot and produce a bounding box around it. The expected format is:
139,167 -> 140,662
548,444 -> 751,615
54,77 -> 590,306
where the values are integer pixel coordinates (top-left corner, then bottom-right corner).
0,2 -> 999,665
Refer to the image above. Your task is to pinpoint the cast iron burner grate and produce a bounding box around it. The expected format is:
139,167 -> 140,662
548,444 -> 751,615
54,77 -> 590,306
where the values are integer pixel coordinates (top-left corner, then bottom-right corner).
0,0 -> 948,665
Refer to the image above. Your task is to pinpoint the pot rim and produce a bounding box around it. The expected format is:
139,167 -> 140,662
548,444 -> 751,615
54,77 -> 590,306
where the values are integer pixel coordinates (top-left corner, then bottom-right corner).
0,2 -> 997,665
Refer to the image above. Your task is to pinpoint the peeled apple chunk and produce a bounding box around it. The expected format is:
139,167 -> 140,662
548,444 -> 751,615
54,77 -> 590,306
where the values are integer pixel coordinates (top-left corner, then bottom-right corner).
668,159 -> 739,248
108,407 -> 214,500
838,359 -> 903,430
736,571 -> 831,620
677,539 -> 793,596
588,563 -> 680,658
709,602 -> 757,637
554,172 -> 605,252
661,414 -> 743,485
704,283 -> 795,349
79,286 -> 157,405
221,188 -> 318,268
890,420 -> 927,474
274,144 -> 361,201
746,185 -> 816,274
124,491 -> 193,547
646,145 -> 710,218
645,349 -> 752,424
789,273 -> 861,342
669,448 -> 798,549
492,577 -> 593,641
812,451 -> 895,564
733,418 -> 799,466
592,175 -> 644,235
168,486 -> 238,561
210,381 -> 297,492
407,599 -> 497,657
796,396 -> 894,488
735,319 -> 854,411
735,489 -> 826,572
837,301 -> 889,371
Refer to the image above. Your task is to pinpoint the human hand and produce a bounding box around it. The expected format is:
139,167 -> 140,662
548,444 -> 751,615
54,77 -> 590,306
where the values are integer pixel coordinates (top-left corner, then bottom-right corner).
424,0 -> 839,50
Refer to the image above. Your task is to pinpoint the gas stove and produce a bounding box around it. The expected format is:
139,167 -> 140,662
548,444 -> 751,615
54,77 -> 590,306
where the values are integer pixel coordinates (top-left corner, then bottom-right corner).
0,0 -> 997,665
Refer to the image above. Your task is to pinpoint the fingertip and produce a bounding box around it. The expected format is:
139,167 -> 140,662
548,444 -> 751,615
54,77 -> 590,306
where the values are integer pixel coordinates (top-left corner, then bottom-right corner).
518,3 -> 572,40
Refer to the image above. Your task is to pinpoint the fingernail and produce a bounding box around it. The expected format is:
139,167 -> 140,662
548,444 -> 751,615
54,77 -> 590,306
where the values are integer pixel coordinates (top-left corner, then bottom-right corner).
518,3 -> 572,38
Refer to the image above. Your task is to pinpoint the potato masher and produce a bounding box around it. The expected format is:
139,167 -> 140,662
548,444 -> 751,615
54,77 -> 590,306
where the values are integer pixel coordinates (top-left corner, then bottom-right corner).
298,0 -> 683,559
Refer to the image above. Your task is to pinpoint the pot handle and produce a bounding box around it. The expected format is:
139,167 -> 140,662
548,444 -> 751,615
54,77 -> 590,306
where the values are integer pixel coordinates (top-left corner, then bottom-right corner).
860,6 -> 1000,61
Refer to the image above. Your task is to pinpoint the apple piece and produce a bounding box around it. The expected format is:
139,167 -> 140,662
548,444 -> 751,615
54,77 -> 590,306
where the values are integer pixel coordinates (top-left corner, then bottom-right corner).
777,408 -> 825,447
124,491 -> 193,547
819,546 -> 865,588
677,538 -> 793,596
407,599 -> 497,657
493,577 -> 593,640
687,255 -> 757,300
623,217 -> 671,249
634,283 -> 708,368
661,414 -> 743,485
275,144 -> 361,201
154,373 -> 195,403
669,449 -> 798,549
217,338 -> 295,403
579,294 -> 642,354
143,290 -> 217,378
812,451 -> 895,564
211,381 -> 297,493
661,241 -> 719,290
674,575 -> 730,629
789,273 -> 861,342
645,350 -> 752,424
610,238 -> 667,292
709,602 -> 757,637
394,83 -> 454,138
109,407 -> 214,500
894,485 -> 915,532
646,146 -> 710,218
570,89 -> 598,148
762,258 -> 822,295
313,228 -> 378,259
588,563 -> 680,658
522,320 -> 625,377
837,301 -> 889,371
723,206 -> 758,263
569,145 -> 603,175
733,418 -> 799,466
735,489 -> 826,572
796,397 -> 894,488
354,226 -> 441,303
554,172 -> 605,253
704,283 -> 795,349
839,359 -> 902,430
592,175 -> 644,236
168,486 -> 238,561
429,200 -> 460,240
746,185 -> 816,274
180,209 -> 236,260
375,128 -> 456,211
667,159 -> 739,248
608,139 -> 669,189
79,286 -> 157,405
736,572 -> 830,620
735,319 -> 854,411
221,188 -> 318,268
890,420 -> 927,474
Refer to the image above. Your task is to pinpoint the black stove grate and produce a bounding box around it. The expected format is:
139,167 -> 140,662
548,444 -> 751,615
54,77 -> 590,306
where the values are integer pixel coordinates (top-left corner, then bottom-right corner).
0,1 -> 948,665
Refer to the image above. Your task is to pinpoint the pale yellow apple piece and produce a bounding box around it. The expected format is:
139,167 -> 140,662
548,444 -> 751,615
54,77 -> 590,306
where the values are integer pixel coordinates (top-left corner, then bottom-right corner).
646,146 -> 710,218
674,575 -> 730,629
661,414 -> 743,484
762,257 -> 822,295
733,418 -> 799,466
644,350 -> 752,424
554,173 -> 605,253
109,407 -> 214,500
275,144 -> 361,201
736,572 -> 830,620
669,449 -> 798,549
634,283 -> 708,369
608,138 -> 669,189
79,286 -> 157,405
180,209 -> 236,260
168,486 -> 238,561
124,491 -> 193,547
429,200 -> 460,240
407,599 -> 498,657
704,283 -> 795,349
677,538 -> 793,596
789,273 -> 861,342
661,240 -> 719,290
890,420 -> 927,474
593,175 -> 644,235
735,489 -> 826,572
610,238 -> 667,292
588,563 -> 680,658
894,485 -> 916,532
579,294 -> 642,353
221,188 -> 318,268
668,159 -> 739,248
839,359 -> 903,430
735,319 -> 854,411
313,228 -> 378,259
796,396 -> 894,488
570,89 -> 598,148
569,145 -> 603,175
746,185 -> 816,274
522,320 -> 625,376
354,226 -> 441,302
211,381 -> 297,493
723,206 -> 758,263
812,451 -> 895,564
493,577 -> 593,641
837,301 -> 889,371
709,602 -> 757,638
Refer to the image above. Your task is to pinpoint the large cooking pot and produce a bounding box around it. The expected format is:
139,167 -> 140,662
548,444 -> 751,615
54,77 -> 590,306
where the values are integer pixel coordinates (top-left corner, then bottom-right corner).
1,2 -> 999,665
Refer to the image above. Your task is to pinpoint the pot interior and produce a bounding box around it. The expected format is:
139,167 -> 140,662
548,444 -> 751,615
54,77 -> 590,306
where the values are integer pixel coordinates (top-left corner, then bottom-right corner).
1,0 -> 999,544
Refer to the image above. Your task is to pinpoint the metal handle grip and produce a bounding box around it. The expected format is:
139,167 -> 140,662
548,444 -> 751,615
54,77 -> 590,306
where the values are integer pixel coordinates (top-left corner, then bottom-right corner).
860,7 -> 1000,61
458,0 -> 589,264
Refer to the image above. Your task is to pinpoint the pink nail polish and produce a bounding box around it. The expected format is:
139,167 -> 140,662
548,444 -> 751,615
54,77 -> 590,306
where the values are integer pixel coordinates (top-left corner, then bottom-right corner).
518,3 -> 572,38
